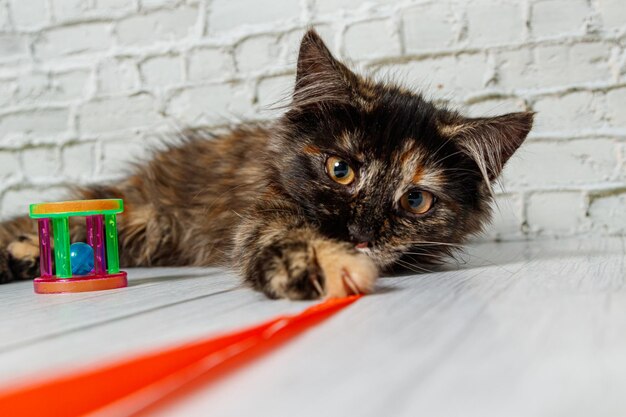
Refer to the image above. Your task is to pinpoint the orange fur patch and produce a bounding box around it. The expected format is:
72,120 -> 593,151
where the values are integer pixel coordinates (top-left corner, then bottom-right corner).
303,144 -> 321,155
400,150 -> 412,164
412,166 -> 424,183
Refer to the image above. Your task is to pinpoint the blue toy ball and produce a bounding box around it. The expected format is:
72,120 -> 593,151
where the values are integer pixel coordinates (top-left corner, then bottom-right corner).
70,242 -> 95,276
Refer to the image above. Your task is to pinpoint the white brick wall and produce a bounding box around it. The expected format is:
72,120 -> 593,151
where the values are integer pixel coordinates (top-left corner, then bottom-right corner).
0,0 -> 624,241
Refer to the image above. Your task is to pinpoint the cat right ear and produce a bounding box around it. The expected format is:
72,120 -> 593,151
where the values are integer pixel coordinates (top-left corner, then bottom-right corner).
293,29 -> 356,107
438,112 -> 534,183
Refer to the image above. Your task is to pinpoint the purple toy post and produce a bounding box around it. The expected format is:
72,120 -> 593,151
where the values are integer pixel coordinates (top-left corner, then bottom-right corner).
37,218 -> 53,277
86,215 -> 106,274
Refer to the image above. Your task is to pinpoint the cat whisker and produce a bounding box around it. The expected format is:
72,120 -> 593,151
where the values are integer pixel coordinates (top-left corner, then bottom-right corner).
256,208 -> 299,215
395,259 -> 437,274
406,245 -> 517,274
402,251 -> 446,259
405,240 -> 464,248
429,150 -> 466,167
437,167 -> 480,175
429,131 -> 458,162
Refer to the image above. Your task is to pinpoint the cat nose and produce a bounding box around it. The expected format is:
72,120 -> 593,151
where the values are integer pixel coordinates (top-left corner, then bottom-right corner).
348,225 -> 373,247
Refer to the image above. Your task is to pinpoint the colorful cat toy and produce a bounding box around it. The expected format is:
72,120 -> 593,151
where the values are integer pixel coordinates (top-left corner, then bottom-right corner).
29,199 -> 127,294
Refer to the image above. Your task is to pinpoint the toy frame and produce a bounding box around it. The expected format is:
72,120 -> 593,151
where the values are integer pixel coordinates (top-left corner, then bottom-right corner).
29,199 -> 127,294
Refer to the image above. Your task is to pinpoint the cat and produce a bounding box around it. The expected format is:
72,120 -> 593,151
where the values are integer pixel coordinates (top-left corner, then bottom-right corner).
0,30 -> 533,300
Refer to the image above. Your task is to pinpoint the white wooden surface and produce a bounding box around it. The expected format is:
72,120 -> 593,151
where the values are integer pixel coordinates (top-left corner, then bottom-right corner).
1,238 -> 625,417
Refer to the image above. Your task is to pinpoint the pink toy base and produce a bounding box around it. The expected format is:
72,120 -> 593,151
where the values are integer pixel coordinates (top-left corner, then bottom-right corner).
33,272 -> 128,294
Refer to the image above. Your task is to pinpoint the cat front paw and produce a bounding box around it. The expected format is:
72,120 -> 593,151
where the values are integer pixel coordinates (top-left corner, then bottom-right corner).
0,234 -> 40,283
314,240 -> 378,299
257,240 -> 378,300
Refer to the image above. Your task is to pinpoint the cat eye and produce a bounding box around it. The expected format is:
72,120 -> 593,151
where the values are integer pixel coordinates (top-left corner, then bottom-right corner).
400,190 -> 435,215
325,156 -> 355,185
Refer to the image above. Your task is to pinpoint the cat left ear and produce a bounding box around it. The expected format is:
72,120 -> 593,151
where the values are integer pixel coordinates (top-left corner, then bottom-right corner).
293,29 -> 358,107
438,112 -> 534,182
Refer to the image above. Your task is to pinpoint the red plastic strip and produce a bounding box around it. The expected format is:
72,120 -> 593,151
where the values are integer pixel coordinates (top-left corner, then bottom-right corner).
0,295 -> 360,417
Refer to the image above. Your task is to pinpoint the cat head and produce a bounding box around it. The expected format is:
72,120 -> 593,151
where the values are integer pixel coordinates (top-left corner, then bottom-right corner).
270,29 -> 533,269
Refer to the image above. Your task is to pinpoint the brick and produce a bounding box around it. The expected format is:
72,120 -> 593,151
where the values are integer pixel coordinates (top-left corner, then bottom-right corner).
588,191 -> 626,234
527,191 -> 583,234
597,0 -> 626,32
116,6 -> 198,46
466,2 -> 523,45
0,150 -> 20,181
402,3 -> 455,52
530,0 -> 591,37
62,142 -> 95,179
99,136 -> 151,177
495,48 -> 533,90
561,42 -> 612,84
235,35 -> 280,73
482,193 -> 524,239
496,43 -> 612,89
0,3 -> 10,31
51,0 -> 135,22
140,0 -> 180,10
0,34 -> 29,60
605,87 -> 626,128
35,23 -> 112,58
208,0 -> 300,33
21,147 -> 59,179
11,70 -> 90,105
344,20 -> 400,60
257,75 -> 294,110
12,73 -> 50,105
97,58 -> 140,95
188,48 -> 234,82
50,0 -> 87,21
532,91 -> 605,133
315,0 -> 368,15
0,78 -> 15,107
617,144 -> 626,183
467,97 -> 527,117
501,139 -> 617,188
78,94 -> 162,134
167,83 -> 253,125
1,186 -> 67,218
50,70 -> 91,101
455,53 -> 490,94
388,53 -> 487,99
140,55 -> 183,87
10,0 -> 48,29
0,108 -> 70,139
535,42 -> 610,86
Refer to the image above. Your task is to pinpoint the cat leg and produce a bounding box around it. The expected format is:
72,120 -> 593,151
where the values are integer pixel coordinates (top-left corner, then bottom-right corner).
234,207 -> 378,300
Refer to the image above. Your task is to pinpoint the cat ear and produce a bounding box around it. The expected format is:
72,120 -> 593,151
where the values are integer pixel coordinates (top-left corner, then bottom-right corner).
293,29 -> 356,107
438,112 -> 534,182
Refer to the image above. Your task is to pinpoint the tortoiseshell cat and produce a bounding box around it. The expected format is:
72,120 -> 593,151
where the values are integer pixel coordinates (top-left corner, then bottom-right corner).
0,30 -> 533,299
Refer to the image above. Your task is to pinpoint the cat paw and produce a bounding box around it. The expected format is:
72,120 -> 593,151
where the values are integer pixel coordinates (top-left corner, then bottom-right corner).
313,240 -> 378,298
0,234 -> 40,283
259,240 -> 378,300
